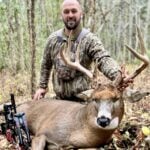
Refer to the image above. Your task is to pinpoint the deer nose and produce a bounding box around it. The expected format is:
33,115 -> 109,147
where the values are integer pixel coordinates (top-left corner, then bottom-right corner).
97,116 -> 111,127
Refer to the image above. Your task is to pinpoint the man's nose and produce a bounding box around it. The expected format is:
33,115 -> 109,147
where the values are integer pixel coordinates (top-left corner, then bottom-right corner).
68,12 -> 74,18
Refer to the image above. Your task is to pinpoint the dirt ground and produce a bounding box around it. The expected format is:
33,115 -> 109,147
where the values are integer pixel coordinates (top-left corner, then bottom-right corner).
0,68 -> 150,150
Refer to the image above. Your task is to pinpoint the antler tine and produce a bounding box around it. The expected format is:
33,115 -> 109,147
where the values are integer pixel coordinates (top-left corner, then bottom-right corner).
60,32 -> 93,79
75,40 -> 80,63
113,65 -> 125,87
124,25 -> 149,81
136,25 -> 146,55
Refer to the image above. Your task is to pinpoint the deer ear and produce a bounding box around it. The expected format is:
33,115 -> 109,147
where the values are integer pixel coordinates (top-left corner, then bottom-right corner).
123,87 -> 150,103
75,89 -> 94,102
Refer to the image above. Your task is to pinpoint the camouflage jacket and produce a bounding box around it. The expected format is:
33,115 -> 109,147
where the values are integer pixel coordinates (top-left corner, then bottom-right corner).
39,27 -> 120,99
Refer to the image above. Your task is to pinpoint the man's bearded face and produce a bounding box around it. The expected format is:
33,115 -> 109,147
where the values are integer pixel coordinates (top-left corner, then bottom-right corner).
61,1 -> 82,30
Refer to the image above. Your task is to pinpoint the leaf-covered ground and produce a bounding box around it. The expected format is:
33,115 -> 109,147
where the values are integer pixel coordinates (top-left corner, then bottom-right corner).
0,69 -> 150,150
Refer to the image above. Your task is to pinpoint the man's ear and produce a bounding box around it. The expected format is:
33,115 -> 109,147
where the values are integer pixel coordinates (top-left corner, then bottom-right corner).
81,12 -> 84,19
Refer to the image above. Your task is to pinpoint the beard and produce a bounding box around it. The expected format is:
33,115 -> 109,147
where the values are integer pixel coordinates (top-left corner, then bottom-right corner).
63,18 -> 81,30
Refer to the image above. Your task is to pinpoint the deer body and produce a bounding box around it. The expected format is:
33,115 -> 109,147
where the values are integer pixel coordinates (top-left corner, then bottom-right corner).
17,85 -> 124,149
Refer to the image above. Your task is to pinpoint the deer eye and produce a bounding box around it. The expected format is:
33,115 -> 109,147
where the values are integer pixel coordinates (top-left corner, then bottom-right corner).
92,98 -> 97,102
91,99 -> 99,105
113,98 -> 121,108
112,97 -> 120,102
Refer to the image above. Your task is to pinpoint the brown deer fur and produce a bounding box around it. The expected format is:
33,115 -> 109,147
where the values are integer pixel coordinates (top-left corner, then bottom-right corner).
17,84 -> 125,149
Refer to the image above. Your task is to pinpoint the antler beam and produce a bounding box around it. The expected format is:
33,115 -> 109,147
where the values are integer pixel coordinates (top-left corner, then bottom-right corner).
60,31 -> 93,79
124,25 -> 149,81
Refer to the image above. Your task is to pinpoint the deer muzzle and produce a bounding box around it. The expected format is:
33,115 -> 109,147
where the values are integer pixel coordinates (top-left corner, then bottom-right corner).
96,100 -> 120,130
96,116 -> 119,130
97,116 -> 111,127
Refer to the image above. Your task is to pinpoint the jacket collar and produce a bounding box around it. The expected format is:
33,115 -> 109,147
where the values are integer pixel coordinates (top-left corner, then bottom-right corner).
63,24 -> 82,41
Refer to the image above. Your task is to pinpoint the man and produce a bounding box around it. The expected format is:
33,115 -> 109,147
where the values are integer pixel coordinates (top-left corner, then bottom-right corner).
34,0 -> 127,100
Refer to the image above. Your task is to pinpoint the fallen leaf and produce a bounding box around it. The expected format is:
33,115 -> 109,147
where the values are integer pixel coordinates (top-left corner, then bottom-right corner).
142,126 -> 150,136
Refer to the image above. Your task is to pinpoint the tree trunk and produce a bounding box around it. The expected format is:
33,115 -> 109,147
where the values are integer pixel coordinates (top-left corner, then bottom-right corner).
26,0 -> 36,96
14,8 -> 24,71
30,0 -> 36,96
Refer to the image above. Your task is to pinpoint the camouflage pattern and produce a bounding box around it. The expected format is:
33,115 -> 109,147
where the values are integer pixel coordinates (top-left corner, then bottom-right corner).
39,27 -> 120,99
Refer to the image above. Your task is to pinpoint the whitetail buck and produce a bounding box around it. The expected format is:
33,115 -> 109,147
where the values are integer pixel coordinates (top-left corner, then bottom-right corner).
15,26 -> 150,149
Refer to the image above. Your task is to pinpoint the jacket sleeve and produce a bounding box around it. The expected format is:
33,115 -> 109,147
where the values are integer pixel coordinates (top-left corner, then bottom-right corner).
39,35 -> 56,89
87,33 -> 121,81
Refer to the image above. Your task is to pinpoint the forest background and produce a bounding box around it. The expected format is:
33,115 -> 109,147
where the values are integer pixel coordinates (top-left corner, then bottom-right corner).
0,0 -> 150,149
0,0 -> 150,99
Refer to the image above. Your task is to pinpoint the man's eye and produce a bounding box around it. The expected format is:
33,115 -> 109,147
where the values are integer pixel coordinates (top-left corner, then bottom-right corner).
72,9 -> 77,13
63,10 -> 69,14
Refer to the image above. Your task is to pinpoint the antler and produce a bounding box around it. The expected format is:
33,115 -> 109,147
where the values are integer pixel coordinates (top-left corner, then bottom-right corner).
60,26 -> 149,87
60,31 -> 93,79
113,25 -> 149,86
124,25 -> 149,82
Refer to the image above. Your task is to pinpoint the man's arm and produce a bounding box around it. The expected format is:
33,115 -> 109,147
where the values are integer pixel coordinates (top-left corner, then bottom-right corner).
87,33 -> 121,81
86,33 -> 133,90
39,43 -> 52,89
33,35 -> 55,100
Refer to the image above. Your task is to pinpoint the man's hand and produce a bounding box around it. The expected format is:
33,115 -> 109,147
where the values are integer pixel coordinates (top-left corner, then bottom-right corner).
118,65 -> 133,91
33,88 -> 47,100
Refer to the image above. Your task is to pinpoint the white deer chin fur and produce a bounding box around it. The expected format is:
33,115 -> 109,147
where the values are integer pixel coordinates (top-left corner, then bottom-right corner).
95,117 -> 119,130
